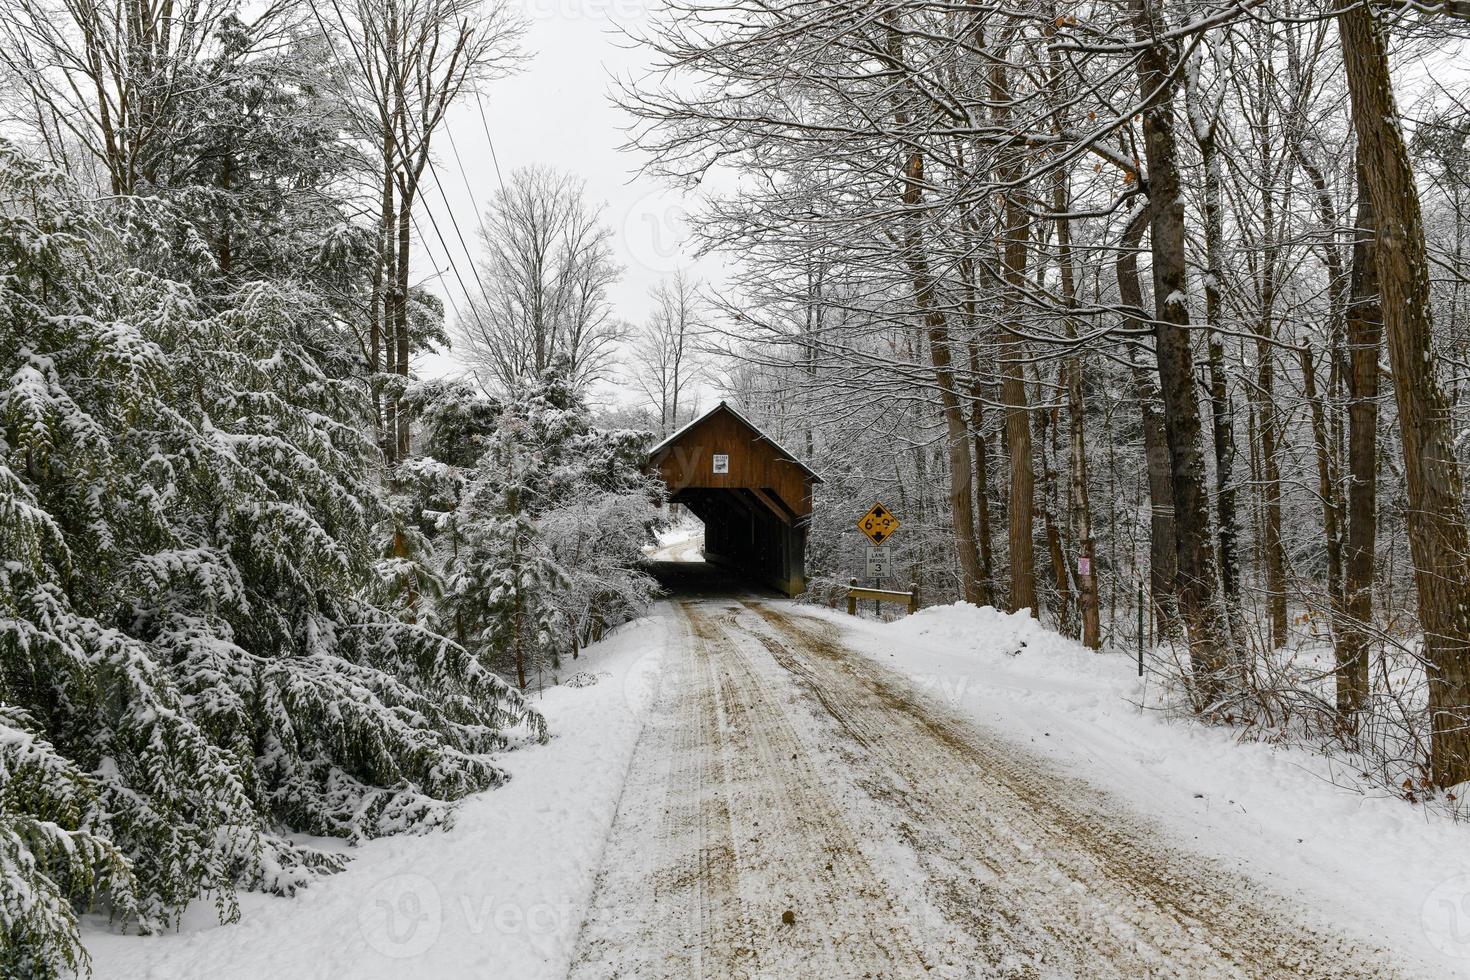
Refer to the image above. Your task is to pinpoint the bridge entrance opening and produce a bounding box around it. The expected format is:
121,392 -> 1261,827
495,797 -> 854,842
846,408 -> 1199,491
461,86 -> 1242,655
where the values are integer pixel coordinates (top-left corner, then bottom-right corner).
646,403 -> 820,597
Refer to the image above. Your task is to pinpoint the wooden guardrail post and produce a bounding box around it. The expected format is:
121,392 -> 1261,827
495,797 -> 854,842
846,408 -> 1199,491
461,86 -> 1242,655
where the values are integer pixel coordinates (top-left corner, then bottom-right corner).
908,582 -> 920,616
847,578 -> 858,616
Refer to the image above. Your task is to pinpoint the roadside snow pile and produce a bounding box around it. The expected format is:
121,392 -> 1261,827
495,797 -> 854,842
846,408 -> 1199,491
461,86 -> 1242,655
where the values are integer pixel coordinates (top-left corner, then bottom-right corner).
82,610 -> 674,980
801,601 -> 1470,976
889,602 -> 1093,664
865,602 -> 1144,717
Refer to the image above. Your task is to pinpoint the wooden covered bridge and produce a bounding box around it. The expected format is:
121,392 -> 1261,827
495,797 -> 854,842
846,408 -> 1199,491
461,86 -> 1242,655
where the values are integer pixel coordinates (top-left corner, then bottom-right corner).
646,403 -> 820,596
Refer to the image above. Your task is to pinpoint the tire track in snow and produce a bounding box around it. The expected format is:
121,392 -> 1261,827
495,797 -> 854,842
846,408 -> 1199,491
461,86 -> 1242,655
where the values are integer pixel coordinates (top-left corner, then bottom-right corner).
569,597 -> 1399,978
567,601 -> 929,979
694,605 -> 931,977
739,601 -> 1400,979
568,606 -> 744,977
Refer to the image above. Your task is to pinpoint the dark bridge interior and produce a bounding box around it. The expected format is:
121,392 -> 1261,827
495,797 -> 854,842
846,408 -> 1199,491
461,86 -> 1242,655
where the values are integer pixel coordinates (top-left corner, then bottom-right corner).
646,403 -> 820,597
644,559 -> 773,599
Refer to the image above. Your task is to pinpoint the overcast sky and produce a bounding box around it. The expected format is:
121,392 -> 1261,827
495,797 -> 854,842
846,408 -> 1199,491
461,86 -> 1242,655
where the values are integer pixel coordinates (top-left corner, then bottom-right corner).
414,0 -> 724,408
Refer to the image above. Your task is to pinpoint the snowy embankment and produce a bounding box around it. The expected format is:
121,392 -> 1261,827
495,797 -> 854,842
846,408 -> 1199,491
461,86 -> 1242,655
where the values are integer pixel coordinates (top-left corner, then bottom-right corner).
83,610 -> 674,980
795,601 -> 1470,977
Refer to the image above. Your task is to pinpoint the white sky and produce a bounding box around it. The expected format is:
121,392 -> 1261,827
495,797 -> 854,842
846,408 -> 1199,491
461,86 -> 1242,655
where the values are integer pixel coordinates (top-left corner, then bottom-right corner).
413,0 -> 725,408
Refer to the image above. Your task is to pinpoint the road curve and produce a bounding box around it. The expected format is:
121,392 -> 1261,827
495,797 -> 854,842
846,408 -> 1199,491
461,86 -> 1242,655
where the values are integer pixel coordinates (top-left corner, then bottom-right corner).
567,596 -> 1398,979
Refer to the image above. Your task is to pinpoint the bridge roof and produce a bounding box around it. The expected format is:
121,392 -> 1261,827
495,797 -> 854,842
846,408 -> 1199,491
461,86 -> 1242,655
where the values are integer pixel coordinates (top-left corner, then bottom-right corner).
648,401 -> 823,484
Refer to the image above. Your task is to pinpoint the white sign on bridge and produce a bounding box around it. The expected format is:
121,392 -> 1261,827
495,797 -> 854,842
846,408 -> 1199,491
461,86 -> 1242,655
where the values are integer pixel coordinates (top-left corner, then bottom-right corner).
865,545 -> 891,578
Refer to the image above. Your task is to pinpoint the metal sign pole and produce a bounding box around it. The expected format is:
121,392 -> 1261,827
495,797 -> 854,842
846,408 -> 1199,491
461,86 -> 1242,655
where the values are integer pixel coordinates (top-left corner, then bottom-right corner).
1136,575 -> 1145,677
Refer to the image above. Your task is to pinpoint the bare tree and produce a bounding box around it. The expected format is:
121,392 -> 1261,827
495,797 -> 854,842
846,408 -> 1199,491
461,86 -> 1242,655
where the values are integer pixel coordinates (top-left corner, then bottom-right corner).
458,165 -> 625,394
618,0 -> 1470,789
1337,0 -> 1470,785
632,271 -> 705,435
325,0 -> 523,462
0,0 -> 259,194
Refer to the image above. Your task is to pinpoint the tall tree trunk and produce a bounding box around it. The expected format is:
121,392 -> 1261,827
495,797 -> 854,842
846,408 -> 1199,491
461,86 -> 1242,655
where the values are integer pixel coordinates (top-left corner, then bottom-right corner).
886,14 -> 986,605
893,198 -> 987,602
1054,167 -> 1100,647
1039,382 -> 1074,635
967,342 -> 996,605
1338,0 -> 1470,785
898,151 -> 986,604
394,181 -> 415,461
1257,319 -> 1288,649
382,187 -> 399,465
1288,145 -> 1349,618
1070,360 -> 1102,649
956,206 -> 995,606
1132,0 -> 1234,698
1118,206 -> 1179,635
372,137 -> 394,460
1193,120 -> 1244,633
1001,298 -> 1036,615
1338,161 -> 1382,722
1285,37 -> 1351,611
1253,70 -> 1288,649
1299,342 -> 1345,628
988,49 -> 1038,616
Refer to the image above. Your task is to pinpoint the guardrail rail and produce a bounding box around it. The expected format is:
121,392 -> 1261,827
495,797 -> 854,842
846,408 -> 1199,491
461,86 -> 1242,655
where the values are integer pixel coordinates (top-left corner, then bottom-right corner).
844,578 -> 920,617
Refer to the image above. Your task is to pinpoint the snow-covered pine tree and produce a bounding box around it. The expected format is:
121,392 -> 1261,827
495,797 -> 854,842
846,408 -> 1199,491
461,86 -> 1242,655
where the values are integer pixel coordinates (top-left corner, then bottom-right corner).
539,425 -> 663,653
443,400 -> 574,691
423,361 -> 663,689
0,708 -> 135,979
0,138 -> 540,976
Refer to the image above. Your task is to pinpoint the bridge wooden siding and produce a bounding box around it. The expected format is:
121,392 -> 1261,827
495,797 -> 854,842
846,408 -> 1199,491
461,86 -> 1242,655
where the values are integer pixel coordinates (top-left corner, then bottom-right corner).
647,402 -> 820,596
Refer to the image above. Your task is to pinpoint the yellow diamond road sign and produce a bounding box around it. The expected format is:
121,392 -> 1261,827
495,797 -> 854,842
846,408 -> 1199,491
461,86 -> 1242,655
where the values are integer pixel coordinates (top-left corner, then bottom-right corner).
858,502 -> 900,546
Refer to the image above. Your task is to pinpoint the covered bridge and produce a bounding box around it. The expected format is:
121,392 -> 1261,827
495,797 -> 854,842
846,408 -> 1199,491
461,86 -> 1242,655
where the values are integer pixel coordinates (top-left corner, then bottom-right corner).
647,402 -> 821,596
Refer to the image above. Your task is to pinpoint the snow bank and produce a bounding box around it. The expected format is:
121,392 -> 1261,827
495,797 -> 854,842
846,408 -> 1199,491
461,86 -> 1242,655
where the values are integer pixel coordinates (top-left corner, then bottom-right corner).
800,601 -> 1470,976
83,609 -> 674,980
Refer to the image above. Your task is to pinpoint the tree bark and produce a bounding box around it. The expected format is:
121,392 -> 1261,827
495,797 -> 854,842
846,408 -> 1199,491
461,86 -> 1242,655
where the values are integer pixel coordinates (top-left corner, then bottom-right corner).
967,341 -> 996,605
1257,306 -> 1288,649
897,149 -> 986,605
1118,206 -> 1179,636
1194,121 -> 1244,634
884,15 -> 985,605
1299,342 -> 1345,635
1338,159 -> 1381,721
1252,100 -> 1288,648
1054,167 -> 1100,647
1039,383 -> 1074,635
394,179 -> 415,461
988,47 -> 1037,616
1132,0 -> 1234,698
1338,0 -> 1470,784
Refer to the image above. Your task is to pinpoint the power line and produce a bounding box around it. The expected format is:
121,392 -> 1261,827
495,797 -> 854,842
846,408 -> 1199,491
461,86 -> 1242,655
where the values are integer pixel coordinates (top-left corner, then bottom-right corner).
474,90 -> 510,200
424,151 -> 490,306
411,194 -> 471,326
306,1 -> 488,343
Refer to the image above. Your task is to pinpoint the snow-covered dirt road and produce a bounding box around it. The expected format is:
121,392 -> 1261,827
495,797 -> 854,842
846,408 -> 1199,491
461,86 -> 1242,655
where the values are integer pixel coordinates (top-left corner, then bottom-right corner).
570,595 -> 1396,979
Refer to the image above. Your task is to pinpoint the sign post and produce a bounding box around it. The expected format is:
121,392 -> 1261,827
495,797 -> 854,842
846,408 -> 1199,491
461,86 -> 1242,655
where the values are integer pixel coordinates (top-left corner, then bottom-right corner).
857,502 -> 901,617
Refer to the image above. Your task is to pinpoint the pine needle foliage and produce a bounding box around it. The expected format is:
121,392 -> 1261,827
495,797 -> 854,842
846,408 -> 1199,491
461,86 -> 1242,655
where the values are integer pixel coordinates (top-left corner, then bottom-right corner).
0,140 -> 541,976
405,362 -> 664,690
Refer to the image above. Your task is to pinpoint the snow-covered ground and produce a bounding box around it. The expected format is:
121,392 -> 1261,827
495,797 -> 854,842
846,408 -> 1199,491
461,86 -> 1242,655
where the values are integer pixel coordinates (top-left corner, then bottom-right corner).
81,594 -> 1470,977
794,601 -> 1470,977
83,609 -> 675,980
